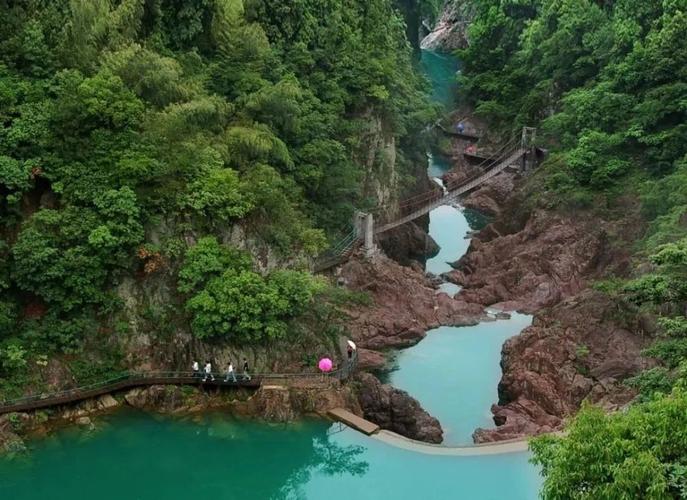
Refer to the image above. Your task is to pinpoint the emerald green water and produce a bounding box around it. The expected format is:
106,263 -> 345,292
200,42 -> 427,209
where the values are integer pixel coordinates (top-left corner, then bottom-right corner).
421,50 -> 459,108
0,411 -> 539,500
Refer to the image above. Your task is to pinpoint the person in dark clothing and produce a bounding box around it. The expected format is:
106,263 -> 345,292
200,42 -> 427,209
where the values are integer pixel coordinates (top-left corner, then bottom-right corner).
347,345 -> 354,362
242,358 -> 251,381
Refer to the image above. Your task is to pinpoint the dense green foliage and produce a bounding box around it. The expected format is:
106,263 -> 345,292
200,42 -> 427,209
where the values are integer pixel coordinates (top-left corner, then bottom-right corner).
179,237 -> 324,342
459,0 -> 686,221
0,0 -> 431,387
531,392 -> 687,499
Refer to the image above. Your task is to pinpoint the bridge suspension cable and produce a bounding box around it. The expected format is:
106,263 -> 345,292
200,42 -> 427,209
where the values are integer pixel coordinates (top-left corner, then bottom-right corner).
370,132 -> 521,218
372,133 -> 522,226
313,127 -> 534,270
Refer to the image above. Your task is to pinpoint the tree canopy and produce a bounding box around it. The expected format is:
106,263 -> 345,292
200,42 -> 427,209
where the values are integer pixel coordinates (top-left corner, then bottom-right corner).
0,0 -> 432,389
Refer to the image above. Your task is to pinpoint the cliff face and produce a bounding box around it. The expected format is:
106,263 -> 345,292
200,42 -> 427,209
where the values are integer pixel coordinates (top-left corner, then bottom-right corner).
356,108 -> 401,210
420,1 -> 476,51
355,107 -> 437,264
473,290 -> 654,442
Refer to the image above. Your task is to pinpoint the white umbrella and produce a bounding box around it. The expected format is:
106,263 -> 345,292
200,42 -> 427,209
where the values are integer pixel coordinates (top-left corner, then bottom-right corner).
347,340 -> 357,350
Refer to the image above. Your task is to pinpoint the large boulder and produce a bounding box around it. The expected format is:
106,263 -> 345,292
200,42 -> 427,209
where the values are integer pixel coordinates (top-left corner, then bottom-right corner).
377,221 -> 439,266
453,209 -> 609,312
355,372 -> 443,444
420,0 -> 476,51
342,253 -> 484,350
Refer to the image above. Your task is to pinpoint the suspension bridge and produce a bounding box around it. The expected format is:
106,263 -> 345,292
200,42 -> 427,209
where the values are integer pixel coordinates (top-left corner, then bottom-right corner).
315,127 -> 537,272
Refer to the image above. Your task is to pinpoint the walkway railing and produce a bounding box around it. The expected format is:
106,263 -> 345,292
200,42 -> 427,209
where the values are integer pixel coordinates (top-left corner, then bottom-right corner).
313,228 -> 361,272
374,139 -> 526,234
0,354 -> 359,416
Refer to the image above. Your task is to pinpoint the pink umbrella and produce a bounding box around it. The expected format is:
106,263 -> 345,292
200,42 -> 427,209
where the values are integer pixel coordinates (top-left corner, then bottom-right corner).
318,358 -> 333,372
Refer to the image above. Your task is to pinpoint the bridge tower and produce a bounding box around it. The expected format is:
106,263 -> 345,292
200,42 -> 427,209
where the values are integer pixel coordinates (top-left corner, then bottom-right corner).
354,211 -> 376,257
520,126 -> 537,172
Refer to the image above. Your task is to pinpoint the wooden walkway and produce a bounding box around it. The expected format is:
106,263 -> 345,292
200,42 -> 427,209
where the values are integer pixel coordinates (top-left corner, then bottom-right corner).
0,355 -> 359,416
328,408 -> 380,435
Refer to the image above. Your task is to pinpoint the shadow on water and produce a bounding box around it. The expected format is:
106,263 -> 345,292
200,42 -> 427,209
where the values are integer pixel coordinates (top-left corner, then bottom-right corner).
419,50 -> 459,109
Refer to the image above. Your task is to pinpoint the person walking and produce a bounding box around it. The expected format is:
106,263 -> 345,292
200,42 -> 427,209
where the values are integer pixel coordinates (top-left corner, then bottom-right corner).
347,345 -> 354,363
192,360 -> 200,378
224,362 -> 237,383
242,358 -> 251,381
203,361 -> 214,382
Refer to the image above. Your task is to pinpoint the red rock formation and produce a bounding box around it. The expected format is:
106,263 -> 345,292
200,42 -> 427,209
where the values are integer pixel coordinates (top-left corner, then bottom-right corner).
355,372 -> 443,443
473,290 -> 654,442
340,252 -> 485,350
450,209 -> 608,313
438,150 -> 648,442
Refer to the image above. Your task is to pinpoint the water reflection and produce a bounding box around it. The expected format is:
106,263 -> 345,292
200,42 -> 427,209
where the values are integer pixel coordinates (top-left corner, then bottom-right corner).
0,411 -> 542,499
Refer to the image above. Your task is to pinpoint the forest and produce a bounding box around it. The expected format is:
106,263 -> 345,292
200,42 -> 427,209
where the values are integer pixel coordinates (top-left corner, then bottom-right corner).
457,0 -> 687,496
0,0 -> 433,394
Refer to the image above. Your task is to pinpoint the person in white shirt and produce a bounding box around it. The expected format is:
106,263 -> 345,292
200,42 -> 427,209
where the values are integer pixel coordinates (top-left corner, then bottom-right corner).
203,361 -> 214,382
224,362 -> 237,383
192,360 -> 200,378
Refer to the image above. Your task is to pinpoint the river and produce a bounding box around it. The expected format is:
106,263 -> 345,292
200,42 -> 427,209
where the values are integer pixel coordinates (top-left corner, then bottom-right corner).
0,50 -> 541,499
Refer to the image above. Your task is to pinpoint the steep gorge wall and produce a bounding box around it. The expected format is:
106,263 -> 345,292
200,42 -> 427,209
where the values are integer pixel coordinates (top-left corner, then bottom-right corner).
420,0 -> 476,51
354,107 -> 437,265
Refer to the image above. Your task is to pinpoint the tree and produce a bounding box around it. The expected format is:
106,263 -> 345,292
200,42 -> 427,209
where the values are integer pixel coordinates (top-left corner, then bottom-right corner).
179,237 -> 323,342
532,391 -> 687,498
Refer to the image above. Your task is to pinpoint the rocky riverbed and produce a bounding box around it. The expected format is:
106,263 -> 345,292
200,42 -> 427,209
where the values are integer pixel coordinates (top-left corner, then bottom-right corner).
440,154 -> 651,442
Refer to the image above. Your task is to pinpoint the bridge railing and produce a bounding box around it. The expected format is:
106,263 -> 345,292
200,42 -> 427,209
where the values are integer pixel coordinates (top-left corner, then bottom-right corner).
313,228 -> 361,272
371,133 -> 522,226
373,146 -> 526,235
0,353 -> 359,412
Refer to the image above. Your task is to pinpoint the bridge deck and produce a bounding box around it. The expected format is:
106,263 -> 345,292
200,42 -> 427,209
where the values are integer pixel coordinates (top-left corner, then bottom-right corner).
374,148 -> 526,234
0,376 -> 262,415
328,408 -> 380,435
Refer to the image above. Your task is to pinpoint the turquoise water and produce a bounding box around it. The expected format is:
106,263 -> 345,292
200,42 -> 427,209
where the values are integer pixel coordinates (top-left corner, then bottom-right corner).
427,153 -> 452,179
421,50 -> 459,109
426,204 -> 471,275
0,411 -> 539,500
389,314 -> 533,445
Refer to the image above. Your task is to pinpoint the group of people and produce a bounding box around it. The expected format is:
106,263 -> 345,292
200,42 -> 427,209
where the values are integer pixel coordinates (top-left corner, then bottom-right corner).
191,359 -> 251,383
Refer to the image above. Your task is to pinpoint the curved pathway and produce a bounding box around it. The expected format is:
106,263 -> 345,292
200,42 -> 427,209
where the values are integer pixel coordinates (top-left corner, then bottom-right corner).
0,361 -> 356,416
371,430 -> 530,456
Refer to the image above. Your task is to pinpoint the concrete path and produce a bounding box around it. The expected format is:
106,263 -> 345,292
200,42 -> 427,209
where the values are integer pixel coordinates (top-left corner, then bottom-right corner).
370,430 -> 530,456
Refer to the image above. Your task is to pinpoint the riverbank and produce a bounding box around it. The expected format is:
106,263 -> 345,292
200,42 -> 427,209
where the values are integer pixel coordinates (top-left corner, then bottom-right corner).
436,126 -> 652,442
